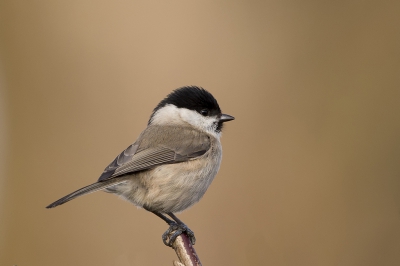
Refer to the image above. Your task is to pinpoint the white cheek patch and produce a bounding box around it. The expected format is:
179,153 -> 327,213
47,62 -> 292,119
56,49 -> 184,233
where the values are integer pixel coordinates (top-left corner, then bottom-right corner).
150,105 -> 183,125
179,108 -> 220,138
150,104 -> 220,138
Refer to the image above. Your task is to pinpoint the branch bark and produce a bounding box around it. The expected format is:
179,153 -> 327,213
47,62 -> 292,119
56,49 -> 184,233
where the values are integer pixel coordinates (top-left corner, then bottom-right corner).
171,233 -> 202,266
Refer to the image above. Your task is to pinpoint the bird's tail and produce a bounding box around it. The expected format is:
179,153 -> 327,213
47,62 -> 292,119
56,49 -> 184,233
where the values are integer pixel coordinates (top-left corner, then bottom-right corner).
46,176 -> 129,209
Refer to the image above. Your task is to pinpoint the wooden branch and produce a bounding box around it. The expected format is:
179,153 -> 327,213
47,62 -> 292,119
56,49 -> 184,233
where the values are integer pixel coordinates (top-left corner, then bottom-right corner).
171,233 -> 202,266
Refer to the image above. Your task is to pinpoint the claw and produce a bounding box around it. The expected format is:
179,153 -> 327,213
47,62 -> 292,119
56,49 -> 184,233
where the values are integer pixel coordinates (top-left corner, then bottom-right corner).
185,227 -> 196,245
162,222 -> 196,247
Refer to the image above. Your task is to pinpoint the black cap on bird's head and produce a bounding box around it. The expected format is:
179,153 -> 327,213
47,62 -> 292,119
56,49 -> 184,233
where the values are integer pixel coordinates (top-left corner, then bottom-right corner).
153,86 -> 220,116
149,86 -> 234,131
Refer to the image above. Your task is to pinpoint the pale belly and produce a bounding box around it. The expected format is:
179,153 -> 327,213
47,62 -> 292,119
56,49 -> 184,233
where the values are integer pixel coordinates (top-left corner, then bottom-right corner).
108,154 -> 221,213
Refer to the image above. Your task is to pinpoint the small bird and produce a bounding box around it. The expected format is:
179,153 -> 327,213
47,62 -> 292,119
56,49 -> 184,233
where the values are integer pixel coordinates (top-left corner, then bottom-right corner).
47,86 -> 234,246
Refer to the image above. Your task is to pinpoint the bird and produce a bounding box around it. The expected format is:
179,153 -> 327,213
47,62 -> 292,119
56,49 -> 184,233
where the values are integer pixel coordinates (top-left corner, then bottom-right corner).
46,86 -> 234,246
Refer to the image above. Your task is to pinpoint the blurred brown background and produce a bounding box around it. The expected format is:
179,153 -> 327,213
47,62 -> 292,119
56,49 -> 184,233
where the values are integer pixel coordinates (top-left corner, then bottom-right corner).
1,1 -> 400,265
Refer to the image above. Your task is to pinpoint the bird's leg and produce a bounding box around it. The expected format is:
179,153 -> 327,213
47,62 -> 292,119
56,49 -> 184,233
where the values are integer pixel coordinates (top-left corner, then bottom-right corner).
165,212 -> 196,246
151,210 -> 174,224
150,211 -> 182,247
150,211 -> 196,247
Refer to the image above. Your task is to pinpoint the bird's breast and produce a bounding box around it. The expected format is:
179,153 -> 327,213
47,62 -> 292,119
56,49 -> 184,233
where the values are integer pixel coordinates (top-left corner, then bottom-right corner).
116,141 -> 222,213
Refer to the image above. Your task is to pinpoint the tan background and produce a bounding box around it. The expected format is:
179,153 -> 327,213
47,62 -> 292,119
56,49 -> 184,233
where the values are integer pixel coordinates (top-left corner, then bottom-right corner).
1,1 -> 400,265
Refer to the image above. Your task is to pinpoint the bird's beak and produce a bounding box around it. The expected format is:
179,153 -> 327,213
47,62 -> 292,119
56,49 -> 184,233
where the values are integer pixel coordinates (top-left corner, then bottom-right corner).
219,114 -> 235,122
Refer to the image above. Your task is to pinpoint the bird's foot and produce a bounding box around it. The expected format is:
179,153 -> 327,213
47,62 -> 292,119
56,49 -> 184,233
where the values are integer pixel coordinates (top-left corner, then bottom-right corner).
162,222 -> 196,247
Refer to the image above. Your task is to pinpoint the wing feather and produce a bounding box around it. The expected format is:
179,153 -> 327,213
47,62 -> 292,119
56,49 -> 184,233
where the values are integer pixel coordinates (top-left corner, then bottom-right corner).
98,126 -> 211,181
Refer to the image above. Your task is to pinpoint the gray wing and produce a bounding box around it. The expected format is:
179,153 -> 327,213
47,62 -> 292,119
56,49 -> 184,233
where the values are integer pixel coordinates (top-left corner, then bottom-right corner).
97,143 -> 139,181
98,126 -> 211,181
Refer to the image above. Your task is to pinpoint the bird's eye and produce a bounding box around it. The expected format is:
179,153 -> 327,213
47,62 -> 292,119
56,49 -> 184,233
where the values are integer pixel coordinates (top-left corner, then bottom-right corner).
200,109 -> 209,116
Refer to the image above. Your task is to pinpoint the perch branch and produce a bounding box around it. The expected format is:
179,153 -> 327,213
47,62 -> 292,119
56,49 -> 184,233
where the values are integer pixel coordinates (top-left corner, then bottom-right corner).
170,232 -> 202,266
